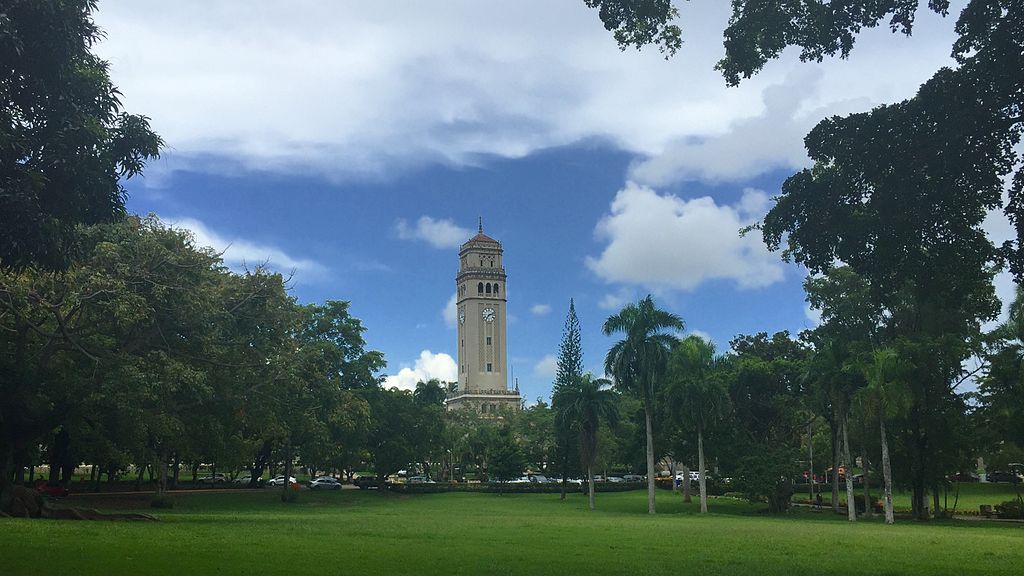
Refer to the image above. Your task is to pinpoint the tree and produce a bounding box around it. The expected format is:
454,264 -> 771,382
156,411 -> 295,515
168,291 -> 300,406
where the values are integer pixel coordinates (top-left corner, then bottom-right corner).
552,299 -> 584,499
720,332 -> 809,513
667,335 -> 730,513
488,427 -> 525,489
858,348 -> 912,524
760,77 -> 1002,518
0,0 -> 162,269
553,374 -> 619,510
603,295 -> 683,514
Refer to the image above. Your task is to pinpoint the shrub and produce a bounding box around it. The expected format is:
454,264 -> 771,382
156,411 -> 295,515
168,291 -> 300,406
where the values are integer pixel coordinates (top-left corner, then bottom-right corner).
995,499 -> 1023,519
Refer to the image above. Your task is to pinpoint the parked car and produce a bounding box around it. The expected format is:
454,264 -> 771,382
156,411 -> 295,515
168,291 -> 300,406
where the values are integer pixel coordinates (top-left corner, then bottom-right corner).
606,476 -> 625,483
33,480 -> 68,498
407,476 -> 435,484
309,476 -> 342,490
198,474 -> 228,484
267,475 -> 297,486
622,474 -> 644,482
354,475 -> 381,489
233,475 -> 263,486
987,471 -> 1022,483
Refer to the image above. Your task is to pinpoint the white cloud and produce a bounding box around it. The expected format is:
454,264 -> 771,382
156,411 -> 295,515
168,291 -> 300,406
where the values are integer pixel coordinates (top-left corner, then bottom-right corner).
172,217 -> 325,276
628,69 -> 876,186
804,305 -> 823,327
92,1 -> 959,182
586,183 -> 785,291
530,304 -> 551,316
688,329 -> 714,344
534,354 -> 558,378
396,216 -> 472,249
443,292 -> 458,328
598,288 -> 635,311
384,350 -> 457,391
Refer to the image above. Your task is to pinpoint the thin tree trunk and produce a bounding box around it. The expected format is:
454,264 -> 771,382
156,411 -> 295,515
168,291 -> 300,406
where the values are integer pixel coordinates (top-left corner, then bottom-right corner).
808,420 -> 815,506
842,414 -> 856,521
880,416 -> 894,525
669,458 -> 677,492
698,424 -> 708,514
282,441 -> 293,502
682,463 -> 691,503
559,438 -> 568,501
587,464 -> 595,510
932,487 -> 940,520
862,444 -> 872,518
643,394 -> 656,515
832,419 -> 840,513
157,449 -> 169,496
171,454 -> 180,490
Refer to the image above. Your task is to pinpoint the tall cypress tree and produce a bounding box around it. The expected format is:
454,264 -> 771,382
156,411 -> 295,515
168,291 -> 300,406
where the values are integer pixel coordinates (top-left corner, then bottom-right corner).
552,299 -> 583,499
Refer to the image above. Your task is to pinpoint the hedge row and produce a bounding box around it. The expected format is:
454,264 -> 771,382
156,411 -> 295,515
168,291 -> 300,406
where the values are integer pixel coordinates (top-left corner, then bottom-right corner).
386,481 -> 647,495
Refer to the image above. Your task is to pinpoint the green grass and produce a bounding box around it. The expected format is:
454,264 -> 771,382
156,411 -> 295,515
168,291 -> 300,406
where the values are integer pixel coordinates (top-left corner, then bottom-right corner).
804,482 -> 1023,512
2,489 -> 1021,575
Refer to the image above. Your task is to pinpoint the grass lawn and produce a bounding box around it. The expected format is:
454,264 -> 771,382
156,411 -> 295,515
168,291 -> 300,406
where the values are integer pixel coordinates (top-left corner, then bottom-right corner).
2,489 -> 1021,575
803,482 -> 1023,513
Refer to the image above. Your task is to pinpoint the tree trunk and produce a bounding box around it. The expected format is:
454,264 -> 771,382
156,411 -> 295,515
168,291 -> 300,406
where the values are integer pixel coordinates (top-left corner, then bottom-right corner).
880,417 -> 894,524
669,458 -> 677,492
643,394 -> 657,515
50,427 -> 69,485
157,449 -> 169,495
842,414 -> 856,522
171,454 -> 180,490
698,424 -> 708,514
932,487 -> 940,520
282,441 -> 293,502
587,464 -> 595,510
862,443 -> 872,518
831,419 -> 840,513
559,436 -> 569,501
681,463 -> 691,503
808,420 -> 815,506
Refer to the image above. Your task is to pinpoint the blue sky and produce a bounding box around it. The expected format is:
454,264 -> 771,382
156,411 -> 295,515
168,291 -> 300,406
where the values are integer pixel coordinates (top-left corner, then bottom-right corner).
97,1 -> 1009,402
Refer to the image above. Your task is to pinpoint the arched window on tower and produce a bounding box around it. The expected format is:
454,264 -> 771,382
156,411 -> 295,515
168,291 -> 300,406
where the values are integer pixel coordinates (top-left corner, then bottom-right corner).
493,283 -> 499,295
477,282 -> 483,294
485,284 -> 492,294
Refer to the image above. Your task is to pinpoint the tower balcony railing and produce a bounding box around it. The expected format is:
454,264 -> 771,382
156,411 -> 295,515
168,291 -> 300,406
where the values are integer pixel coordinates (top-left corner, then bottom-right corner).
447,388 -> 520,399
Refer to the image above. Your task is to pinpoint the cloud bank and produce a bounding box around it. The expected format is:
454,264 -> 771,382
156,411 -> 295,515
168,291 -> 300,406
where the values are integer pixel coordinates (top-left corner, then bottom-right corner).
384,350 -> 457,391
586,183 -> 785,291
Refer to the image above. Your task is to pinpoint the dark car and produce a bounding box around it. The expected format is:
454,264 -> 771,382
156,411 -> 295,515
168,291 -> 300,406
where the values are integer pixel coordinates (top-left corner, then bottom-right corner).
33,480 -> 69,498
987,471 -> 1022,483
354,475 -> 381,489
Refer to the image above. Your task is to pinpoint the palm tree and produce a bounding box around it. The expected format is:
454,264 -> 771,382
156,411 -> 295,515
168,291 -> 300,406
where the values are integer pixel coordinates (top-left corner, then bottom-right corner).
667,335 -> 730,513
553,374 -> 619,510
603,295 -> 683,514
858,347 -> 910,525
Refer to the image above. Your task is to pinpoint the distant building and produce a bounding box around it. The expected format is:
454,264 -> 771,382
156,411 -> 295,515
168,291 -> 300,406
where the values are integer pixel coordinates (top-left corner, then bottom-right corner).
446,220 -> 521,413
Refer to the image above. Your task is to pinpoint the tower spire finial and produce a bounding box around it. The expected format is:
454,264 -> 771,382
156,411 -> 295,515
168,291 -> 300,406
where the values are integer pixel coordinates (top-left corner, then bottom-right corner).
478,216 -> 483,234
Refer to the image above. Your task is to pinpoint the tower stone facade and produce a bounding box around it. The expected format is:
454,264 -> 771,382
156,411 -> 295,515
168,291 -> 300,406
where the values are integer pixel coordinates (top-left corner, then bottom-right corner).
446,222 -> 521,413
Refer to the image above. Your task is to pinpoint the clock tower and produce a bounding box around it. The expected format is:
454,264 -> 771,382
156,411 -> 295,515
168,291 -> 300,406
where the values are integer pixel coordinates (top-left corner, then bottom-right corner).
447,220 -> 521,413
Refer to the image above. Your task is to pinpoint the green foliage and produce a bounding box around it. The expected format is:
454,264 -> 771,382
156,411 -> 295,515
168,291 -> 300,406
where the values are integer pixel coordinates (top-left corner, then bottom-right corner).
0,0 -> 162,269
716,1 -> 951,86
553,374 -> 619,476
488,428 -> 525,484
583,0 -> 682,57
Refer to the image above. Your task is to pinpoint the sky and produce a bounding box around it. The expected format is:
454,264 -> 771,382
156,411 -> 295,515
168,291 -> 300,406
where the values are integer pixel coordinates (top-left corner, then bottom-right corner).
92,1 -> 1011,402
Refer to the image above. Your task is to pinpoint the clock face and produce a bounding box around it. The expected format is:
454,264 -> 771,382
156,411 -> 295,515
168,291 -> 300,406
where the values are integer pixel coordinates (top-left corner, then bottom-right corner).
482,307 -> 495,322
458,307 -> 465,325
